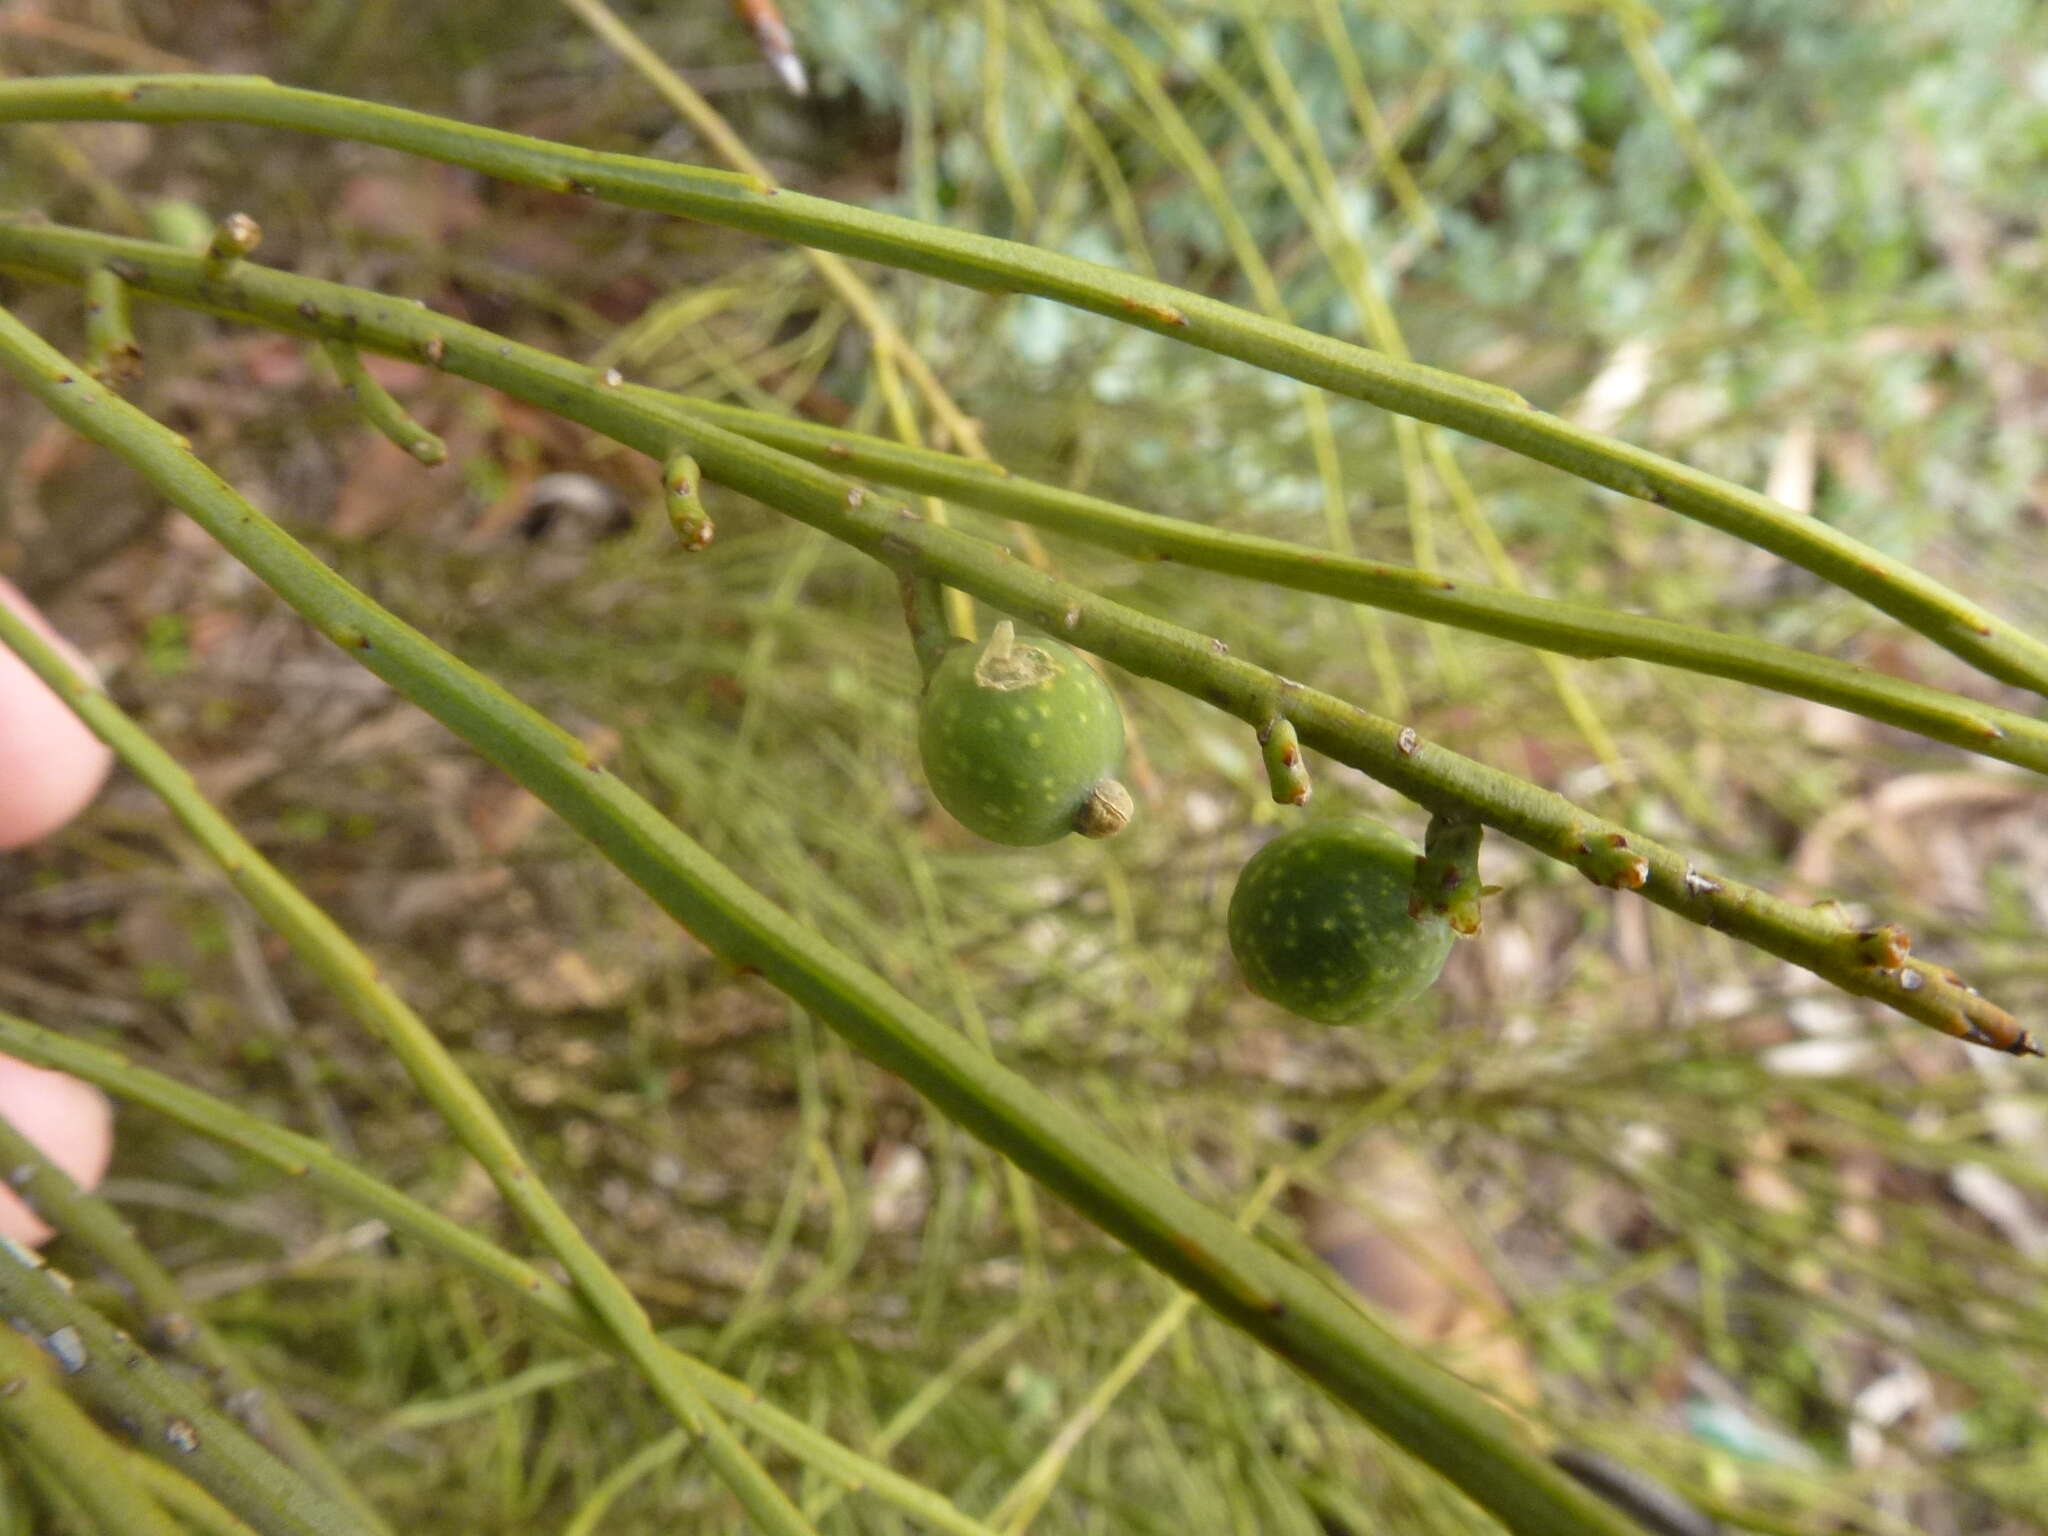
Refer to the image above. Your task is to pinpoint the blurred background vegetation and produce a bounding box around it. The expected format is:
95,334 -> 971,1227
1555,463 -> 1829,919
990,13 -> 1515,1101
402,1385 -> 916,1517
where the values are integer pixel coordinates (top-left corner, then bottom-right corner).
3,0 -> 2047,1531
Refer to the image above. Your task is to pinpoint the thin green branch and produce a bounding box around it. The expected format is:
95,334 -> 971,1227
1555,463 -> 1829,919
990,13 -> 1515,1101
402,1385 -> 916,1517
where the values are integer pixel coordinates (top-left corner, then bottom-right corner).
3,225 -> 2037,779
1305,0 -> 1439,243
28,233 -> 2048,1052
0,1325 -> 185,1536
1613,9 -> 1822,322
1,75 -> 2043,695
1053,0 -> 1423,738
317,339 -> 446,465
0,225 -> 2030,1058
83,263 -> 140,383
559,1429 -> 690,1536
0,1247 -> 361,1536
663,399 -> 2048,780
559,0 -> 1055,612
900,569 -> 958,683
0,308 -> 1637,1536
553,0 -> 989,458
125,1454 -> 265,1536
0,1115 -> 392,1536
0,1014 -> 996,1536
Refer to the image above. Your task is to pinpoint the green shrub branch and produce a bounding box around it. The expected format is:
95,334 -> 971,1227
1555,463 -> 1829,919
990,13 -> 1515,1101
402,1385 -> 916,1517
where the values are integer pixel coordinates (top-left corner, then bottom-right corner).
0,301 -> 1638,1536
15,220 -> 2041,779
0,232 -> 2022,1057
669,396 -> 2048,777
3,73 -> 2046,696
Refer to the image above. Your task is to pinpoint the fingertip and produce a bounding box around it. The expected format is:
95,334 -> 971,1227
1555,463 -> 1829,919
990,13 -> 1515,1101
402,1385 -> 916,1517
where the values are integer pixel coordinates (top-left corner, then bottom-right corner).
0,1055 -> 116,1248
0,578 -> 115,850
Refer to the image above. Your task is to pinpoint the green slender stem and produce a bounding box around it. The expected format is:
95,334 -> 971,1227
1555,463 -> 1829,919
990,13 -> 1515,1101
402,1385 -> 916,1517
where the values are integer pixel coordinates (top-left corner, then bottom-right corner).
0,655 -> 999,1531
0,1247 -> 361,1536
0,1116 -> 392,1536
0,1325 -> 186,1536
83,263 -> 141,383
0,383 -> 816,1536
1,227 -> 2036,782
126,1455 -> 265,1536
317,339 -> 446,465
1414,812 -> 1487,938
559,1429 -> 691,1536
669,398 -> 2048,778
0,236 -> 2015,1058
900,570 -> 959,683
8,1440 -> 85,1536
0,313 -> 1638,1536
1,76 -> 2043,695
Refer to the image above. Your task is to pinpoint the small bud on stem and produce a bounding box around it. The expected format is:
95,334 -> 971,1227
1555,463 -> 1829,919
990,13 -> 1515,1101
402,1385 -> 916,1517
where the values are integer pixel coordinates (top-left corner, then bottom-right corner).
662,450 -> 713,550
1571,830 -> 1650,889
1257,716 -> 1312,806
202,212 -> 261,277
1853,923 -> 1911,970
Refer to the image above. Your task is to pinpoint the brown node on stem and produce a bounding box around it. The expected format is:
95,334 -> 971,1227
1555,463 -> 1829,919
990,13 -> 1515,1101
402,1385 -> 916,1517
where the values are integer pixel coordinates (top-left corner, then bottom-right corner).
1573,831 -> 1649,890
1853,924 -> 1911,970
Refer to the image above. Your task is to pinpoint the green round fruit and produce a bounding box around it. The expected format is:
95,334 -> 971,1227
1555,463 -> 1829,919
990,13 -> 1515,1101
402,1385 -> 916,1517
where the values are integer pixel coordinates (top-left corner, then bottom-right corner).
1228,817 -> 1454,1025
918,623 -> 1129,846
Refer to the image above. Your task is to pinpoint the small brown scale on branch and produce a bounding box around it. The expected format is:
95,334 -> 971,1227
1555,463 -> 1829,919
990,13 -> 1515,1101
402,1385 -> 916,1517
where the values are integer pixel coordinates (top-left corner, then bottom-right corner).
1570,830 -> 1650,890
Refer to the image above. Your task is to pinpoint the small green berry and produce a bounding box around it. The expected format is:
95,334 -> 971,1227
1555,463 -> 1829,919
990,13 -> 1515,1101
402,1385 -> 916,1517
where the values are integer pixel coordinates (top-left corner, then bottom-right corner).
1227,817 -> 1454,1025
918,622 -> 1130,846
